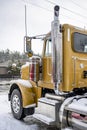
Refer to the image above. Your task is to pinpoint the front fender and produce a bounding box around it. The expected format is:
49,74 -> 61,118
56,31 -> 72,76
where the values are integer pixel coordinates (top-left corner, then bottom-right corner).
9,79 -> 36,107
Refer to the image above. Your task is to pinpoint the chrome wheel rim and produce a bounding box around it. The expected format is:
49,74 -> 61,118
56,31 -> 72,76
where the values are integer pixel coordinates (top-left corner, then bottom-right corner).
12,94 -> 20,113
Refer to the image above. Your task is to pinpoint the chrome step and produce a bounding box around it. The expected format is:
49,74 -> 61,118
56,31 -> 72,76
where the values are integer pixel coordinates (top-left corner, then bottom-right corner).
38,97 -> 58,105
33,97 -> 61,125
33,113 -> 55,125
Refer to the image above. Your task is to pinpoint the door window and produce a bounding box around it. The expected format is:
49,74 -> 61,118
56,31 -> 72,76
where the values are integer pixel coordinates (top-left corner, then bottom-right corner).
45,38 -> 52,56
73,32 -> 87,53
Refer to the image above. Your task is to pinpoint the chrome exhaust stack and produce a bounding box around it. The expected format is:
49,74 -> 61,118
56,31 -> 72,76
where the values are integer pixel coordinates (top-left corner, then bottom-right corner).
51,5 -> 62,95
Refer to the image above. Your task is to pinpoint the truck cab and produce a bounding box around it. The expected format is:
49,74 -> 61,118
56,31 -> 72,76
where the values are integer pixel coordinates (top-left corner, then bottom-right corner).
23,24 -> 87,92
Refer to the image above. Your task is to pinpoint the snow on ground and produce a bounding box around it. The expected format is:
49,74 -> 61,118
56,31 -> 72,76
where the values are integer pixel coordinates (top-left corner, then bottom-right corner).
0,81 -> 57,130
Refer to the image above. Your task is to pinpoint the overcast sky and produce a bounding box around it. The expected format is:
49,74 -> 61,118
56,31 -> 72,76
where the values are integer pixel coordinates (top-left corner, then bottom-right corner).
1,0 -> 87,53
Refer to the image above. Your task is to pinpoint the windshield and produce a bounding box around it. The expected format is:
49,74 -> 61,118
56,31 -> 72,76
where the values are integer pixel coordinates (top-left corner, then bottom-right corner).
73,32 -> 87,53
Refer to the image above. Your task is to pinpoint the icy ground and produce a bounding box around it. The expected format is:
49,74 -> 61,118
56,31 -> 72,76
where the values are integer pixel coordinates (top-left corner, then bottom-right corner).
0,81 -> 57,130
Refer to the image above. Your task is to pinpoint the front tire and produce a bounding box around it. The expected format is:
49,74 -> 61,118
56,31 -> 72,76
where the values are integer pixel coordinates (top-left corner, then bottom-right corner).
11,89 -> 25,119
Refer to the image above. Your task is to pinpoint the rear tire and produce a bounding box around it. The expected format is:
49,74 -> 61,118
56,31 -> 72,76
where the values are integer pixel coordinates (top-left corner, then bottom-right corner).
11,89 -> 25,119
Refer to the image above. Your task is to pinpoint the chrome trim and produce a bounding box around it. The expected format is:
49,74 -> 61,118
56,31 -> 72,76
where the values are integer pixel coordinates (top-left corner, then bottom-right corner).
51,6 -> 62,94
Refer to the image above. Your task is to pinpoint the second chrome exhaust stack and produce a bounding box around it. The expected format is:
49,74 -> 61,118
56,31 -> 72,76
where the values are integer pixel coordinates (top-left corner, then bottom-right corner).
51,5 -> 62,95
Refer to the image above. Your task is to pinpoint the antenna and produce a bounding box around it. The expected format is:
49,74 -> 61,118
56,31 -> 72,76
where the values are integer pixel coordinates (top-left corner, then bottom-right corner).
25,5 -> 27,36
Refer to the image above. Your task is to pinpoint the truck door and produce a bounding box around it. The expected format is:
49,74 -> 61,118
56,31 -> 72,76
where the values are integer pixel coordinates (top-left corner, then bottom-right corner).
42,38 -> 52,83
72,32 -> 87,88
38,37 -> 54,89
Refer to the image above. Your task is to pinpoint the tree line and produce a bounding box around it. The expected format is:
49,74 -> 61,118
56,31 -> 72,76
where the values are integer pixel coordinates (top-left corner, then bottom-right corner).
0,49 -> 28,63
0,49 -> 29,77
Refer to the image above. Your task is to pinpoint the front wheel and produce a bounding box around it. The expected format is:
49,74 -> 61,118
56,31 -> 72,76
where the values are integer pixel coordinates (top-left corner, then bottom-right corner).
11,89 -> 25,119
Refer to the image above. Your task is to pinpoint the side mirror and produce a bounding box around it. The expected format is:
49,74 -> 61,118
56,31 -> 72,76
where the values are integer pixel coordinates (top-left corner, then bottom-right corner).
24,36 -> 33,57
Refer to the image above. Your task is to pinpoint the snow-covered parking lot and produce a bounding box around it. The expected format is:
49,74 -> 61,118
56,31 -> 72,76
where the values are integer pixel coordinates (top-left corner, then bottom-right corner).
0,81 -> 57,130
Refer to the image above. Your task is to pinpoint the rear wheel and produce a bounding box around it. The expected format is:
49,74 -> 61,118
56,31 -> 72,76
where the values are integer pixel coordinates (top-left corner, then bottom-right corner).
11,89 -> 25,119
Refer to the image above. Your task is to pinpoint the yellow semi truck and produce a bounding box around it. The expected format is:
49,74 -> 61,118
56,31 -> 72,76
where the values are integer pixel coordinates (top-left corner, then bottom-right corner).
9,5 -> 87,130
